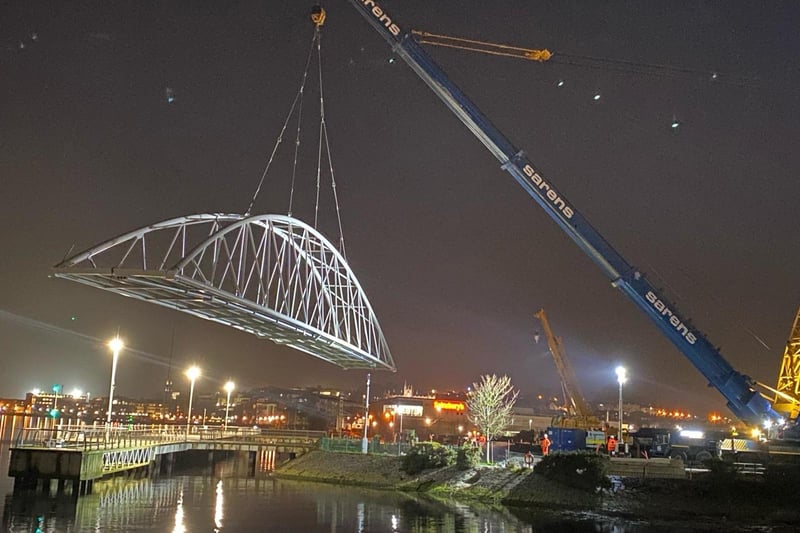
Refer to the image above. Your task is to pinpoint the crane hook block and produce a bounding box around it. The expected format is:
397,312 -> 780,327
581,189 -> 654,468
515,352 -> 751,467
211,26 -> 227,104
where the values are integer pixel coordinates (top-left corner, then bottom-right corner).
311,5 -> 326,27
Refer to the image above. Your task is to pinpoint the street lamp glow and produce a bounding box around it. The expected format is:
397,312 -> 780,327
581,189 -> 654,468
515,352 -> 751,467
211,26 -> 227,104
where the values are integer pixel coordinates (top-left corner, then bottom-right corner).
186,365 -> 201,381
108,337 -> 124,353
185,365 -> 201,439
70,388 -> 82,398
223,380 -> 235,431
616,366 -> 627,385
106,336 -> 124,428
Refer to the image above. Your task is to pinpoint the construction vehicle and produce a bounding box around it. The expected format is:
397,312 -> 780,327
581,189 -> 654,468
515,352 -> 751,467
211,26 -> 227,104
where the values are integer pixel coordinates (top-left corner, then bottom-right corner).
533,309 -> 603,434
631,427 -> 727,463
343,2 -> 793,438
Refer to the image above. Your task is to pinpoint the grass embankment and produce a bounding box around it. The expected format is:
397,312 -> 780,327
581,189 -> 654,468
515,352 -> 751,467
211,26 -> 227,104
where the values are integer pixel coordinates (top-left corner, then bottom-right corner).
275,450 -> 800,529
274,450 -> 592,506
274,450 -> 406,488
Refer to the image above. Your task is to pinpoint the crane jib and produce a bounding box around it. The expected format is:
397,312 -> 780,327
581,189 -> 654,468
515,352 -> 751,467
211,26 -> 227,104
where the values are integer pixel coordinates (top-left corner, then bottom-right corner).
346,0 -> 781,426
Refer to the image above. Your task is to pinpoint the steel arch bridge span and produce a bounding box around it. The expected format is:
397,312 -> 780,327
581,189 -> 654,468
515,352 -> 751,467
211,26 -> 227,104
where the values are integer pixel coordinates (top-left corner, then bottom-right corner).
53,213 -> 395,371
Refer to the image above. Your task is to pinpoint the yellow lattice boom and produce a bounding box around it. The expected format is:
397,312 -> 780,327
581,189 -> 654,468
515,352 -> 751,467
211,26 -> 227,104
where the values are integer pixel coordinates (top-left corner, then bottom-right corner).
774,306 -> 800,419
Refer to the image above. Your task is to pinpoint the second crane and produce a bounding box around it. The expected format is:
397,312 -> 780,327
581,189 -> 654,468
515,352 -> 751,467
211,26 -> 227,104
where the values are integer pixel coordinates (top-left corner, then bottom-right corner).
535,308 -> 603,430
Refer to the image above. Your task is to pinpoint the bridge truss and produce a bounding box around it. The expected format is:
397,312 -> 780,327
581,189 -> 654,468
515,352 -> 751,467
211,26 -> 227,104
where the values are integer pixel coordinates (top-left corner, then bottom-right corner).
53,213 -> 395,371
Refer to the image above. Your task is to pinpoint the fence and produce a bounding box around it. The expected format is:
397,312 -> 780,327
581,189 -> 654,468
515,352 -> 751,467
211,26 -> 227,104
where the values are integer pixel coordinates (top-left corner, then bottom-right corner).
14,426 -> 188,451
319,437 -> 417,455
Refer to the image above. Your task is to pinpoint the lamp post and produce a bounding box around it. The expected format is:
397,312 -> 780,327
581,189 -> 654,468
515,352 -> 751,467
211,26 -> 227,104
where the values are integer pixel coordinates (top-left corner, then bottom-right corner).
223,380 -> 235,432
397,409 -> 404,456
185,366 -> 201,439
616,365 -> 627,455
361,373 -> 371,454
51,384 -> 62,430
106,337 -> 124,430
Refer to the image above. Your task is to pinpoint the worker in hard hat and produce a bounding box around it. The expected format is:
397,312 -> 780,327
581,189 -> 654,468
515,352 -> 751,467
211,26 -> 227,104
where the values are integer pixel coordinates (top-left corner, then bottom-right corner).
607,435 -> 617,456
540,433 -> 551,456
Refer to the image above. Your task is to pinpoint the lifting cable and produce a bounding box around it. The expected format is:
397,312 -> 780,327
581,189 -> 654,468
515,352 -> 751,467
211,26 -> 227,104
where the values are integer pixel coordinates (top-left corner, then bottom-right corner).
244,32 -> 315,217
314,16 -> 348,258
245,5 -> 348,258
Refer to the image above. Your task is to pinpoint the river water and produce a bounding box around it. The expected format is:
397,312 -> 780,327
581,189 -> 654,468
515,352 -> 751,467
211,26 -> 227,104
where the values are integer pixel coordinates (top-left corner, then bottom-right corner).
0,415 -> 765,532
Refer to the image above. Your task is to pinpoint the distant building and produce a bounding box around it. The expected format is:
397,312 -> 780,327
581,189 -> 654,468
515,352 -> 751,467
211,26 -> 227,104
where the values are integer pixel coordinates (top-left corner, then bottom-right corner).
368,389 -> 469,444
0,397 -> 25,414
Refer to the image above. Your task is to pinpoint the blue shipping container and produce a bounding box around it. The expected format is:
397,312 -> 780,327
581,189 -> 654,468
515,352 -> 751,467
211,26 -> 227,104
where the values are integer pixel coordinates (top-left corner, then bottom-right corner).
546,427 -> 587,452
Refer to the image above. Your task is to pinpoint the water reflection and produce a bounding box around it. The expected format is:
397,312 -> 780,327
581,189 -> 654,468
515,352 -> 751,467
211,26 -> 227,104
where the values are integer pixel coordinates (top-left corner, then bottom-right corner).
173,484 -> 186,533
4,473 -> 542,532
214,479 -> 223,530
6,469 -> 739,533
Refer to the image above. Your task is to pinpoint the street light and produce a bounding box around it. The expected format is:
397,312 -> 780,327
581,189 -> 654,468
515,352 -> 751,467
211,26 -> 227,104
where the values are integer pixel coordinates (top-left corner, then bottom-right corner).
361,373 -> 371,454
397,409 -> 404,456
107,337 -> 124,428
186,366 -> 201,439
616,365 -> 627,454
223,380 -> 235,431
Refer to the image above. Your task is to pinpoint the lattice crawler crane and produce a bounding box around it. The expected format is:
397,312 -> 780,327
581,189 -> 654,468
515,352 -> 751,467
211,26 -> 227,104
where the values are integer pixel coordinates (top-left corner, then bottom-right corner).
534,309 -> 601,429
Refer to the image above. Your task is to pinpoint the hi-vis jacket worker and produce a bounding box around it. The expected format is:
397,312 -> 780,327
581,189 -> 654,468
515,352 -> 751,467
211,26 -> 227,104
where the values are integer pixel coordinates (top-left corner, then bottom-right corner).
607,435 -> 617,455
541,433 -> 551,456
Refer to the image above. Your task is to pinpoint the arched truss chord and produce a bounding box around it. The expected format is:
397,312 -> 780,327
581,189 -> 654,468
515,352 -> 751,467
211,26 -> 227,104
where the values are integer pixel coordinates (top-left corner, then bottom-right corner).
53,213 -> 395,371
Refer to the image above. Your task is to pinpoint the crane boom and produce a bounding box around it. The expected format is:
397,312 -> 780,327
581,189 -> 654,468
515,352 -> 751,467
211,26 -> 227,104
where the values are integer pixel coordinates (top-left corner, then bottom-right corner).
345,1 -> 781,426
535,309 -> 594,418
411,30 -> 552,63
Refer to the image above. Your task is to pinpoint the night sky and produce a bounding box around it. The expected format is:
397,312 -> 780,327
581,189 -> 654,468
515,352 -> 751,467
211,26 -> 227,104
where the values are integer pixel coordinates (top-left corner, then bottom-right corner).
2,0 -> 799,416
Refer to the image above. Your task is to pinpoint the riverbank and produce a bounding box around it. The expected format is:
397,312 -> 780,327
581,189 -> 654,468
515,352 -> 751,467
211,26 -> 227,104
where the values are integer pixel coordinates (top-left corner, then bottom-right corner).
274,450 -> 800,530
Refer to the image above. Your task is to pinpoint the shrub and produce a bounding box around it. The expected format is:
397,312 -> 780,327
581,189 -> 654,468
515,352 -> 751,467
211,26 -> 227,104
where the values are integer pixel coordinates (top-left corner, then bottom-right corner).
533,452 -> 611,492
456,443 -> 482,470
401,442 -> 456,475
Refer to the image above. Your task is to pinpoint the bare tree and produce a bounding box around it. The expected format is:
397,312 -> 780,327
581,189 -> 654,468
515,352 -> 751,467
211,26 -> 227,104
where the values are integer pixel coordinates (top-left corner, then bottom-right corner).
466,374 -> 519,463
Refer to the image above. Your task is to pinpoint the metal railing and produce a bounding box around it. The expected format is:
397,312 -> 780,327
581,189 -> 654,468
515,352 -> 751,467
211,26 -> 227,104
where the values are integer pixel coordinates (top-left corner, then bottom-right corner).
13,425 -> 328,451
14,426 -> 188,451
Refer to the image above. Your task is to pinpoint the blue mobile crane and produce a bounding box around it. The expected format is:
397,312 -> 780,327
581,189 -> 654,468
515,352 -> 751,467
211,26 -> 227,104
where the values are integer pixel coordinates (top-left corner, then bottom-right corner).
340,1 -> 787,430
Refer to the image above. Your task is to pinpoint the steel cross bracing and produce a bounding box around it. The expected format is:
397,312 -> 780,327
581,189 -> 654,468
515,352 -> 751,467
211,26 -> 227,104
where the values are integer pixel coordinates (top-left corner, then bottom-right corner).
53,213 -> 395,371
774,306 -> 800,419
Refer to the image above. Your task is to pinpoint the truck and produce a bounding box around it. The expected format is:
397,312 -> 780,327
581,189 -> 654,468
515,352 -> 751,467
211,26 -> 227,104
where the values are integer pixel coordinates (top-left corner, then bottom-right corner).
343,2 -> 795,437
631,427 -> 728,463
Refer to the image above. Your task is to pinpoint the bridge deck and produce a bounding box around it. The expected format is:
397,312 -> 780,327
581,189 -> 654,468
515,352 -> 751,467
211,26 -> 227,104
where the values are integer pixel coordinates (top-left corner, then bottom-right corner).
8,426 -> 324,490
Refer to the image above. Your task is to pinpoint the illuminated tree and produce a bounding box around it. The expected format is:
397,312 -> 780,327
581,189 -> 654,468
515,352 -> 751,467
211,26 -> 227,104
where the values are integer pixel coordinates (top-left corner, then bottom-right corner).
466,374 -> 519,463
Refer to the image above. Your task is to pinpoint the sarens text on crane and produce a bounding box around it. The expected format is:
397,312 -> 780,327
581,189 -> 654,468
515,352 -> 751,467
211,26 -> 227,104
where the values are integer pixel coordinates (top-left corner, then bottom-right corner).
359,0 -> 400,36
645,291 -> 697,345
522,164 -> 574,219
